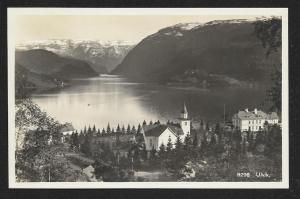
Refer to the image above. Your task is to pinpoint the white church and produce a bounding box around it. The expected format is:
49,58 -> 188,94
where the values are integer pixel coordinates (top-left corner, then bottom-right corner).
142,103 -> 191,151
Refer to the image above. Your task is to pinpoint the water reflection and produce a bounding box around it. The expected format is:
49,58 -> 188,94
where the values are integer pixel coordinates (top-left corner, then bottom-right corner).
32,76 -> 268,130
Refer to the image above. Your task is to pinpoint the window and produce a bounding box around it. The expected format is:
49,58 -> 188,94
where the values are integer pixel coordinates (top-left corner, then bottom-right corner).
184,122 -> 187,125
150,139 -> 152,147
249,121 -> 250,124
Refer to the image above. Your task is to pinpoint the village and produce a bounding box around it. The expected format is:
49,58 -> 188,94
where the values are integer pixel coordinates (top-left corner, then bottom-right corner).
57,103 -> 281,182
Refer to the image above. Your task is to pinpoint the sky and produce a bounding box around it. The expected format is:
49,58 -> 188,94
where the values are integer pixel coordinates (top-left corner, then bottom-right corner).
13,15 -> 262,44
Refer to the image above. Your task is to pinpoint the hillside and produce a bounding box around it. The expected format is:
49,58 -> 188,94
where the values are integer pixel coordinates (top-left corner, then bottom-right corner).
16,40 -> 134,73
15,63 -> 60,90
15,49 -> 99,79
112,19 -> 281,88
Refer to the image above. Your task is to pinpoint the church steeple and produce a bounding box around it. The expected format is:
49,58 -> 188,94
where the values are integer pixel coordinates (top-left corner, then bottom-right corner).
180,102 -> 188,119
179,102 -> 191,139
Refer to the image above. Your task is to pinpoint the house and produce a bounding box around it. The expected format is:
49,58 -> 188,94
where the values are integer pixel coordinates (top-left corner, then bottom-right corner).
143,124 -> 179,151
60,123 -> 75,135
60,123 -> 75,143
142,103 -> 190,151
232,108 -> 279,132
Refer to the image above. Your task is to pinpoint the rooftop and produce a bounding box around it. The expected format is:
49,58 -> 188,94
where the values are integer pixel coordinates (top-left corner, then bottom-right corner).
233,109 -> 279,120
143,124 -> 182,137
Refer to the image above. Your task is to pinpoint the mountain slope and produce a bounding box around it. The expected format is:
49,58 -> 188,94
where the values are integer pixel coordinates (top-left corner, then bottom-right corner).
16,40 -> 134,73
113,19 -> 281,87
15,49 -> 99,79
15,63 -> 60,90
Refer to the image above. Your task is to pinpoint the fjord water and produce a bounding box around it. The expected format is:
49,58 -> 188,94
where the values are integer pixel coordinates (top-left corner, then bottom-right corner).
32,75 -> 268,130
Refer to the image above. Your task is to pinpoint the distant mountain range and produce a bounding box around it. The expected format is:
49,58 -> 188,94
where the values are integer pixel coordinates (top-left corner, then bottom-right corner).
16,39 -> 135,73
113,19 -> 281,88
15,49 -> 99,91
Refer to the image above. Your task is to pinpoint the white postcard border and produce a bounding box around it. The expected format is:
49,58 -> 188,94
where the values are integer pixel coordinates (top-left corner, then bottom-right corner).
7,7 -> 289,189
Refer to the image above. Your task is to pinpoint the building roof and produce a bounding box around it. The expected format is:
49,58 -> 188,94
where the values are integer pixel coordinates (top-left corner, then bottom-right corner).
233,109 -> 279,120
142,124 -> 174,137
143,123 -> 184,137
60,123 -> 74,133
144,124 -> 169,137
267,112 -> 279,120
168,125 -> 184,135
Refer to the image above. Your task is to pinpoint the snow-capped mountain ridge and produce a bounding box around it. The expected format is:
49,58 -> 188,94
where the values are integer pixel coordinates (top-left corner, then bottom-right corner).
16,39 -> 136,73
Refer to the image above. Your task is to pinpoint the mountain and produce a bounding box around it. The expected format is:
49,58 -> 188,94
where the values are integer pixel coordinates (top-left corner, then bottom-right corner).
15,63 -> 60,91
16,40 -> 135,73
15,49 -> 99,79
112,19 -> 281,87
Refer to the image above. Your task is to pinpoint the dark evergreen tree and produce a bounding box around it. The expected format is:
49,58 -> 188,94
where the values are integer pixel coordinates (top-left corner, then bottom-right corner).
97,129 -> 101,135
175,135 -> 183,151
173,136 -> 186,171
210,133 -> 217,146
131,125 -> 136,134
107,123 -> 111,134
141,144 -> 147,160
206,121 -> 210,131
158,143 -> 166,159
88,125 -> 92,134
121,125 -> 126,134
101,128 -> 106,135
166,136 -> 173,156
149,120 -> 153,125
70,131 -> 75,148
116,124 -> 121,133
73,131 -> 79,150
81,132 -> 92,156
133,144 -> 141,168
200,119 -> 204,130
127,124 -> 131,134
142,120 -> 147,126
184,132 -> 193,156
215,123 -> 221,135
193,131 -> 198,147
137,124 -> 142,134
150,146 -> 156,160
92,124 -> 96,133
83,126 -> 87,134
78,130 -> 84,150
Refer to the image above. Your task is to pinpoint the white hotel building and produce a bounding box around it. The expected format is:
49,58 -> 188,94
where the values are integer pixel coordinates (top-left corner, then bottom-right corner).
232,108 -> 279,132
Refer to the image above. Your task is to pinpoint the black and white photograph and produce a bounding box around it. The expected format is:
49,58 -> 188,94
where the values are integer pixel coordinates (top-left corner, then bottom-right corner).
7,8 -> 289,188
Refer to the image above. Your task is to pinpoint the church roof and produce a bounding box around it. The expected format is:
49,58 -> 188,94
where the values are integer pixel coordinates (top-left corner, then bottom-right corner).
143,124 -> 183,137
168,125 -> 184,135
144,124 -> 169,137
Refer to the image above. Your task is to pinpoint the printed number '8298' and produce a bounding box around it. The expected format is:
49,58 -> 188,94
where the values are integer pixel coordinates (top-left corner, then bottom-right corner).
237,172 -> 250,177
